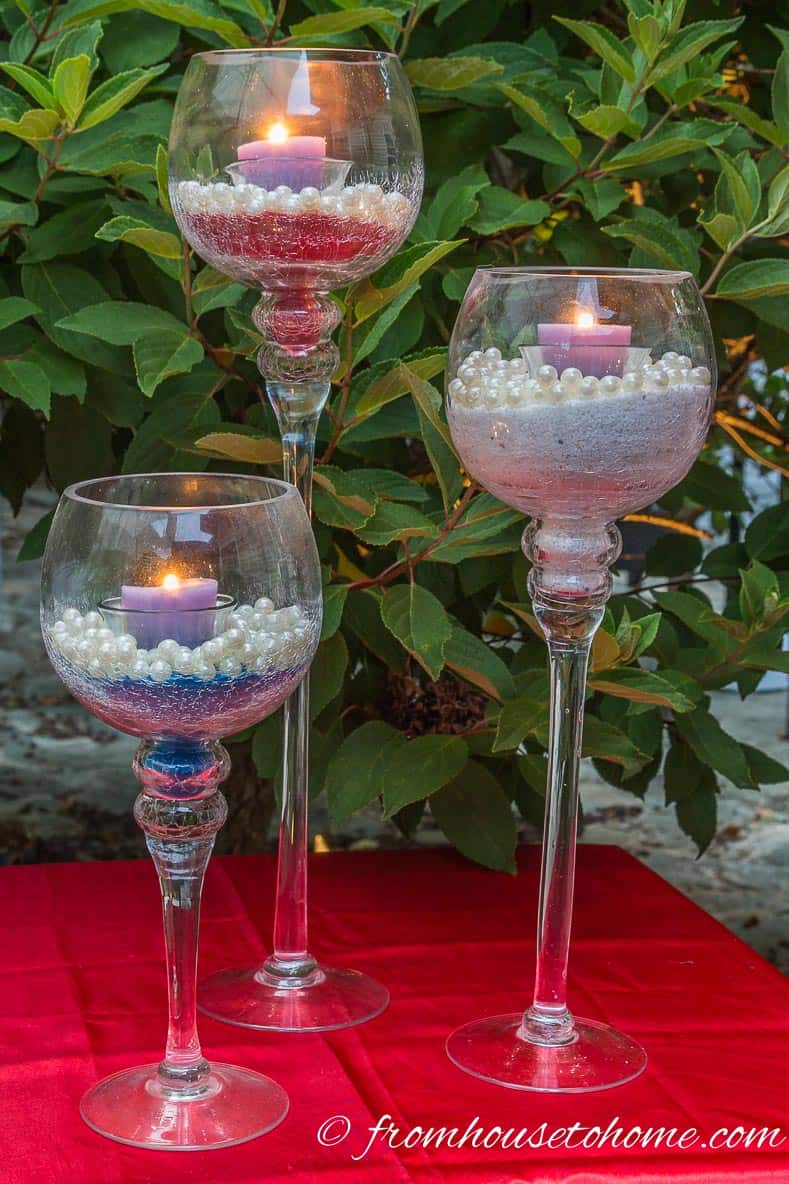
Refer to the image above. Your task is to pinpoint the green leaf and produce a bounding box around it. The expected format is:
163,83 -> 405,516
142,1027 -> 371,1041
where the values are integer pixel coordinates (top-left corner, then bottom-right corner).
581,716 -> 648,778
468,188 -> 550,235
0,63 -> 55,109
419,166 -> 490,239
355,501 -> 437,546
603,214 -> 698,274
575,105 -> 640,140
62,0 -> 247,46
310,632 -> 348,720
132,331 -> 204,397
312,466 -> 377,531
290,6 -> 400,36
673,460 -> 751,511
589,667 -> 697,711
190,427 -> 281,466
493,695 -> 546,752
741,744 -> 789,787
0,359 -> 50,416
251,713 -> 283,780
21,262 -> 130,374
773,49 -> 789,138
355,468 -> 429,504
675,707 -> 755,789
355,240 -> 463,322
497,83 -> 581,158
17,508 -> 53,562
0,200 -> 37,228
78,64 -> 168,131
708,99 -> 784,150
645,533 -> 703,577
344,589 -> 404,671
745,503 -> 789,563
444,622 -> 514,702
320,584 -> 348,641
649,18 -> 744,83
715,259 -> 789,301
96,216 -> 182,259
628,12 -> 662,61
55,300 -> 188,343
52,54 -> 91,124
760,163 -> 789,237
0,107 -> 60,145
554,17 -> 635,83
326,721 -> 467,824
602,119 -> 733,170
18,198 -> 108,264
739,560 -> 779,628
381,734 -> 468,818
0,296 -> 39,331
156,142 -> 172,216
406,56 -> 504,91
355,350 -> 445,417
50,21 -> 103,77
430,760 -> 517,873
100,10 -> 179,73
380,583 -> 452,680
711,148 -> 756,230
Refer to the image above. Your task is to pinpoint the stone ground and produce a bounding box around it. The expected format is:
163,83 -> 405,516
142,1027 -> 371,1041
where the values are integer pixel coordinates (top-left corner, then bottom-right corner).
2,491 -> 787,972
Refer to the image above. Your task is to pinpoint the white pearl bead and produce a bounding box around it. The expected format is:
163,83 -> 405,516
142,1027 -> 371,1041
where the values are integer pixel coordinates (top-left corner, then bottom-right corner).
77,638 -> 97,660
560,367 -> 582,391
201,638 -> 224,663
467,350 -> 483,362
662,351 -> 679,364
239,641 -> 255,665
254,596 -> 274,614
273,185 -> 291,198
83,611 -> 102,629
149,659 -> 172,682
548,381 -> 565,401
87,657 -> 104,678
300,187 -> 320,210
83,627 -> 100,643
225,612 -> 248,632
580,376 -> 599,397
116,635 -> 137,659
665,368 -> 684,384
484,347 -> 501,361
192,661 -> 214,681
97,640 -> 116,662
690,366 -> 711,384
649,370 -> 669,388
52,621 -> 68,638
156,639 -> 181,664
63,608 -> 82,625
537,365 -> 558,387
504,386 -> 523,406
458,364 -> 476,382
622,371 -> 642,393
254,634 -> 277,656
222,628 -> 244,651
219,657 -> 242,677
482,390 -> 498,407
248,612 -> 267,631
236,605 -> 254,621
448,378 -> 464,398
173,647 -> 193,674
600,375 -> 621,395
130,657 -> 149,679
675,355 -> 691,369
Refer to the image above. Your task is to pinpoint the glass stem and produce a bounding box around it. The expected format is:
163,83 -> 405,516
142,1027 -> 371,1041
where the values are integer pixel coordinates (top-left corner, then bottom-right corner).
133,740 -> 229,1091
520,593 -> 605,1047
264,381 -> 328,985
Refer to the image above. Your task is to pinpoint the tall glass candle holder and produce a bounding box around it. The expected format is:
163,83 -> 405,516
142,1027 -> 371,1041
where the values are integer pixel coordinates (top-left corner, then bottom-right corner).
444,268 -> 715,1092
40,473 -> 321,1148
170,48 -> 422,1032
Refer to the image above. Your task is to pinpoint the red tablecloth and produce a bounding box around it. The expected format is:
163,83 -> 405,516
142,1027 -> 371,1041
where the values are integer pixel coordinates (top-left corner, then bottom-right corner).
2,845 -> 788,1182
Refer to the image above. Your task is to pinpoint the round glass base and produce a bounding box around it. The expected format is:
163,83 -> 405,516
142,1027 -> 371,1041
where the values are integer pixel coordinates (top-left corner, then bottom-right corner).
80,1062 -> 289,1150
446,1014 -> 647,1093
199,965 -> 390,1032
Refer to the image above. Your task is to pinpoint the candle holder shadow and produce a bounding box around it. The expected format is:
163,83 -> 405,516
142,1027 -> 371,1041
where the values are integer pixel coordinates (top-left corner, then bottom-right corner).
40,472 -> 322,1147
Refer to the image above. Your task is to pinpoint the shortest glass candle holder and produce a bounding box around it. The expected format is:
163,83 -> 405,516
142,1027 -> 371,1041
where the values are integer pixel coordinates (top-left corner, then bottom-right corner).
40,473 -> 321,1149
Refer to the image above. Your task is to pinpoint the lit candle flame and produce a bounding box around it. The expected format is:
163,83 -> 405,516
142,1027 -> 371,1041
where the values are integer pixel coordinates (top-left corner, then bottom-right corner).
267,122 -> 288,144
162,573 -> 180,590
576,310 -> 595,329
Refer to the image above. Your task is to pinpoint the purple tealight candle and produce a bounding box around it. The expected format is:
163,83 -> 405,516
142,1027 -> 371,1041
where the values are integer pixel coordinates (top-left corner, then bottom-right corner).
237,122 -> 326,191
537,311 -> 632,378
120,573 -> 218,649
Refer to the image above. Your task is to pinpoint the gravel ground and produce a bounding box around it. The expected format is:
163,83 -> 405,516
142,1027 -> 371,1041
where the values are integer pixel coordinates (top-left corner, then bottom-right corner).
2,490 -> 787,972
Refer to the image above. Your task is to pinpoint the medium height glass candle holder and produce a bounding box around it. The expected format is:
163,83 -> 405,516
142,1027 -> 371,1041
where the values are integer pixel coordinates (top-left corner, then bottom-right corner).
40,473 -> 321,1148
444,268 -> 715,1092
170,48 -> 422,1032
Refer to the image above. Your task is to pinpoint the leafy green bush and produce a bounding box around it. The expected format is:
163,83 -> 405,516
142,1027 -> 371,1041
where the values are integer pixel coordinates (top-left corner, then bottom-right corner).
0,0 -> 787,864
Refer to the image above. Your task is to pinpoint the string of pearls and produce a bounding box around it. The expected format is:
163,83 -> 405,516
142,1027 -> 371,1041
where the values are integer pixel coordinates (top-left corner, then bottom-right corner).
448,348 -> 712,409
49,600 -> 313,684
176,180 -> 412,231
